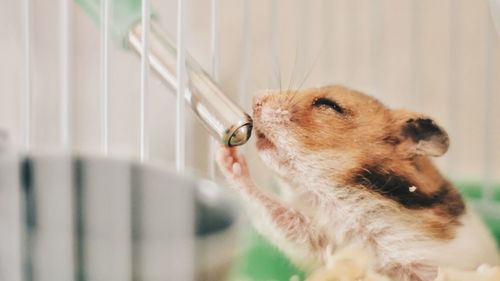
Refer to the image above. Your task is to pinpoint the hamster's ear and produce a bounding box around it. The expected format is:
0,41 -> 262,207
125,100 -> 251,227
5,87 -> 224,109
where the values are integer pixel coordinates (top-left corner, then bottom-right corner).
391,110 -> 449,157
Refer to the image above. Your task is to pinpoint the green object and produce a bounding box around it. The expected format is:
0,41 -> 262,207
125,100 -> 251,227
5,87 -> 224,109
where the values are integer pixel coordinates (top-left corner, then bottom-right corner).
228,182 -> 500,281
456,181 -> 500,202
228,230 -> 305,281
74,0 -> 148,47
456,181 -> 500,242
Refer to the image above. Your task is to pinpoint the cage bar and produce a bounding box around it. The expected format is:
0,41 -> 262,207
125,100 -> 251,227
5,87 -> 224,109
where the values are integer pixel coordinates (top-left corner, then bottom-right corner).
290,0 -> 309,90
210,0 -> 220,83
482,16 -> 496,204
270,0 -> 281,89
176,0 -> 186,172
321,0 -> 333,86
369,0 -> 383,93
59,0 -> 72,149
208,0 -> 220,179
100,0 -> 111,155
409,0 -> 422,110
238,0 -> 250,107
140,0 -> 151,161
446,0 -> 459,175
21,0 -> 32,152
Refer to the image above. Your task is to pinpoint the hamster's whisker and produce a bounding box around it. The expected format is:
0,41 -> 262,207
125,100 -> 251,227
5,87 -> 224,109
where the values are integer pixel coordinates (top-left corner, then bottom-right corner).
295,45 -> 325,94
287,32 -> 302,93
288,95 -> 308,109
271,50 -> 282,93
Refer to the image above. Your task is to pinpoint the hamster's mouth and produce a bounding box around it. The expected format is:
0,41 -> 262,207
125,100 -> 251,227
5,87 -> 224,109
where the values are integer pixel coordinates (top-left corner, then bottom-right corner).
255,129 -> 275,150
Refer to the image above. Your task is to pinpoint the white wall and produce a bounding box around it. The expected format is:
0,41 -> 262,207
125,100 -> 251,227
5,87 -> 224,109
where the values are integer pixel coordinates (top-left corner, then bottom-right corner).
0,0 -> 499,182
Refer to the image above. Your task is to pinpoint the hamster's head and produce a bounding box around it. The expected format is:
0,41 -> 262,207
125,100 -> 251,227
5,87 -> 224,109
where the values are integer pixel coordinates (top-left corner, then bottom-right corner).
252,85 -> 449,184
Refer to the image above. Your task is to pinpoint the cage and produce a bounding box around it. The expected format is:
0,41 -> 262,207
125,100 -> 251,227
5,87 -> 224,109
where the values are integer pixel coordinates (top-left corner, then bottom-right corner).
0,0 -> 499,280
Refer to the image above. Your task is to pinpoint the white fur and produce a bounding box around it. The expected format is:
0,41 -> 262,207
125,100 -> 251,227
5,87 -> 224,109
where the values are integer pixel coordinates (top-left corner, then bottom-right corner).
277,182 -> 500,281
220,92 -> 500,281
430,208 -> 500,268
241,147 -> 500,280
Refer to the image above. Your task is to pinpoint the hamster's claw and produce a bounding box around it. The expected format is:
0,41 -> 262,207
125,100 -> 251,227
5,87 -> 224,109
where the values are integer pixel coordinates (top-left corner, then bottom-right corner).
217,146 -> 250,185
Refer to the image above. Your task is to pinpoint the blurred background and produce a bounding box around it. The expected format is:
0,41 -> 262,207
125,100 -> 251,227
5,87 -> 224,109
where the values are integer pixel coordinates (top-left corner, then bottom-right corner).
0,0 -> 499,280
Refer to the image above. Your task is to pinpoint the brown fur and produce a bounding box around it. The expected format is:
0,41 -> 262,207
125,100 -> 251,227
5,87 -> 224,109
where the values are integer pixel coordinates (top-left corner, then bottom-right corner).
219,85 -> 499,280
254,85 -> 464,240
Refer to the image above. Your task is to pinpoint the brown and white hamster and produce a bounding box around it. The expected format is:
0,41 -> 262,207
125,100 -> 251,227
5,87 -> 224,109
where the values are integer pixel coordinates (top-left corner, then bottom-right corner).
217,85 -> 500,281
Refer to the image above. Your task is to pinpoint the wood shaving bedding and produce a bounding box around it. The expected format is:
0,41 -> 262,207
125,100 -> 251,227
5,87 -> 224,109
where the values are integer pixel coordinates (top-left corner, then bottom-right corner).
303,246 -> 500,281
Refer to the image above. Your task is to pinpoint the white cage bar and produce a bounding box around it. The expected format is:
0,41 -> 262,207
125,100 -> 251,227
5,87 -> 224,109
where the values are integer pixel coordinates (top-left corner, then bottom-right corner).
140,0 -> 151,161
59,0 -> 72,149
482,15 -> 496,204
208,0 -> 220,179
176,0 -> 187,172
21,0 -> 31,152
100,0 -> 110,155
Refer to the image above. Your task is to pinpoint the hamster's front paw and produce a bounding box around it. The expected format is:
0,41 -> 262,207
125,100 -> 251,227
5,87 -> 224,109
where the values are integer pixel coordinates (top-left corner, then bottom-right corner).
217,146 -> 250,185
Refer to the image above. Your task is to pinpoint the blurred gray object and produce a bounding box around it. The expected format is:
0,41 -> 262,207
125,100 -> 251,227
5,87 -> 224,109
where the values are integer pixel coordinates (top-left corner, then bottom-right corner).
0,128 -> 9,154
0,154 -> 240,281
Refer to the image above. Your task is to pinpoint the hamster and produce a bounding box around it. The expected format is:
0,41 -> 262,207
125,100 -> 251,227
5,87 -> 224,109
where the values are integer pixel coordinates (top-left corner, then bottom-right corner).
217,85 -> 500,281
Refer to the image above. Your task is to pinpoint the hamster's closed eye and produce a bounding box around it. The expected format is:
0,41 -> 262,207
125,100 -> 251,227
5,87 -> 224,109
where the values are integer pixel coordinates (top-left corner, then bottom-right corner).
312,97 -> 344,114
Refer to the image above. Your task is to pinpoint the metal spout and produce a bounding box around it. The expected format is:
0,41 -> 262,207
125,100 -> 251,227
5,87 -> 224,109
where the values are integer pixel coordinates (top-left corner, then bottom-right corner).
128,22 -> 252,147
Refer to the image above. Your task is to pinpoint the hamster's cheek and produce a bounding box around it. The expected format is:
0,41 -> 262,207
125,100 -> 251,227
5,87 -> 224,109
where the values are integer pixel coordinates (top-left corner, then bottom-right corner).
258,150 -> 280,172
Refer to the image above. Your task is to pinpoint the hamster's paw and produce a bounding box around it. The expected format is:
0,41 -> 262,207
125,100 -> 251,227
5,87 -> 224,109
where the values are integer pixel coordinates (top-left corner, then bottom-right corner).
217,146 -> 250,185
